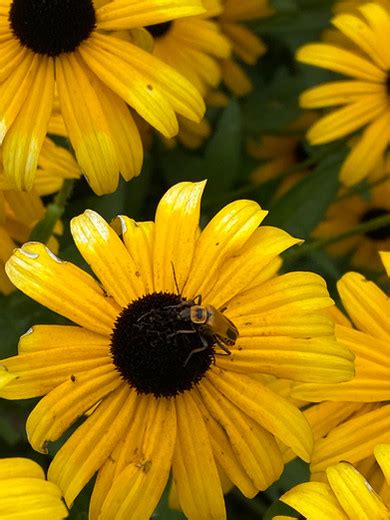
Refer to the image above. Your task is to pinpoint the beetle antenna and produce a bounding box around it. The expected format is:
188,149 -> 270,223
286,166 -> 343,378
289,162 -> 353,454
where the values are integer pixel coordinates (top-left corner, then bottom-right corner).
171,261 -> 181,295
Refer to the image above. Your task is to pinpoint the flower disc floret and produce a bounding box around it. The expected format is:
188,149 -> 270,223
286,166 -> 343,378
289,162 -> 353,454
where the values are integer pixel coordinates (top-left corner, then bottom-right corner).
110,292 -> 215,398
9,0 -> 96,56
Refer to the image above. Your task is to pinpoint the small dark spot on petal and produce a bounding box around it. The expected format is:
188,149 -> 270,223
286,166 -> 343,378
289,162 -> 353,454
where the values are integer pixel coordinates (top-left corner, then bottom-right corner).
70,374 -> 76,382
147,84 -> 153,90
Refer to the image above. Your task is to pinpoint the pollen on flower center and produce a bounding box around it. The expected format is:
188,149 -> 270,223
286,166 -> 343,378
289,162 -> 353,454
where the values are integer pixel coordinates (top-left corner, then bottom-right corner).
110,292 -> 216,398
9,0 -> 96,57
147,21 -> 173,39
360,208 -> 390,240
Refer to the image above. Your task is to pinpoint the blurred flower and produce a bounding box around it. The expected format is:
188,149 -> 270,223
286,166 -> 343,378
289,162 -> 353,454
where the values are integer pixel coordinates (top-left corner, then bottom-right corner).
248,112 -> 318,197
0,138 -> 80,294
297,3 -> 390,185
218,0 -> 274,96
0,0 -> 205,194
280,444 -> 390,519
333,0 -> 390,13
312,172 -> 390,271
147,1 -> 230,96
0,457 -> 68,519
292,253 -> 390,482
1,181 -> 353,519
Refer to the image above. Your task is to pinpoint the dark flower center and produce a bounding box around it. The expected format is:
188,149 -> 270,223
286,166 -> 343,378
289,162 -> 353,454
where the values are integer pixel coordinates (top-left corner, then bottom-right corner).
147,21 -> 173,39
9,0 -> 96,57
360,207 -> 390,240
110,292 -> 217,398
294,141 -> 310,163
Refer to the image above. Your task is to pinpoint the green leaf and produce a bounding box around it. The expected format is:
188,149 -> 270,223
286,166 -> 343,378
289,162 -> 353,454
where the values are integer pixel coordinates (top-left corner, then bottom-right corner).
265,148 -> 345,239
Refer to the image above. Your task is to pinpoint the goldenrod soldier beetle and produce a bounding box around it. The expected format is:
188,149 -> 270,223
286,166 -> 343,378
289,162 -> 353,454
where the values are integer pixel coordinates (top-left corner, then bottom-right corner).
171,264 -> 239,366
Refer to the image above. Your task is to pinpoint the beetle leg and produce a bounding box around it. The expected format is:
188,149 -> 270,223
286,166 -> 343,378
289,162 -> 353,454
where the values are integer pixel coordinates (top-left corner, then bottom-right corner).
214,336 -> 232,356
183,334 -> 209,366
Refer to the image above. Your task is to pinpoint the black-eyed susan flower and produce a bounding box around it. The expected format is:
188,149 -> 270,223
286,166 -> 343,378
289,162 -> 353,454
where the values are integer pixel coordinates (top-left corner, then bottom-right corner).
0,138 -> 80,294
297,2 -> 390,185
0,457 -> 68,519
0,0 -> 205,195
279,445 -> 390,519
292,252 -> 390,482
312,174 -> 390,270
218,0 -> 274,96
147,0 -> 231,96
2,181 -> 354,519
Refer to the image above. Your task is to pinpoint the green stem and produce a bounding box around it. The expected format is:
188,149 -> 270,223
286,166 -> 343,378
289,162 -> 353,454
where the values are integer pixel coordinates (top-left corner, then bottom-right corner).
285,213 -> 390,262
29,179 -> 74,244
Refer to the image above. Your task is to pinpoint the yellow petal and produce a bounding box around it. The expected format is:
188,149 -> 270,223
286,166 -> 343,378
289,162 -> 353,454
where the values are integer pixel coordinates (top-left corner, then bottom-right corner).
306,95 -> 387,144
98,396 -> 176,519
184,200 -> 267,298
340,109 -> 390,185
300,80 -> 384,108
311,404 -> 390,474
48,384 -> 133,506
296,43 -> 385,82
111,217 -> 155,294
207,368 -> 313,461
3,55 -> 54,190
172,392 -> 226,520
281,481 -> 348,519
204,226 -> 301,309
26,365 -> 121,453
56,52 -> 120,195
190,390 -> 258,498
71,210 -> 146,306
197,380 -> 284,492
96,0 -> 205,30
80,33 -> 205,137
380,251 -> 390,276
327,462 -> 389,519
338,271 -> 390,340
374,444 -> 390,486
5,242 -> 120,335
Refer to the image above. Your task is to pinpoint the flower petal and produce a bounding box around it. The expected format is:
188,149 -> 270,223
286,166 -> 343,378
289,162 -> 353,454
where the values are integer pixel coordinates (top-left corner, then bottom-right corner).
96,0 -> 205,30
184,200 -> 267,298
172,392 -> 226,520
153,181 -> 205,293
98,396 -> 176,520
296,43 -> 385,82
3,55 -> 54,190
205,226 -> 301,309
305,95 -> 387,144
80,33 -> 205,137
311,405 -> 390,474
281,481 -> 347,520
26,365 -> 121,453
327,462 -> 389,519
5,242 -> 120,335
71,210 -> 146,306
207,368 -> 313,461
374,445 -> 390,486
48,384 -> 133,506
197,380 -> 284,493
337,272 -> 390,340
56,52 -> 119,195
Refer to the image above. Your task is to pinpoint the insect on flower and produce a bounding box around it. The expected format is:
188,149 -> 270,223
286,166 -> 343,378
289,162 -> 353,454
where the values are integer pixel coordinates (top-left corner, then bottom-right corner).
171,264 -> 239,366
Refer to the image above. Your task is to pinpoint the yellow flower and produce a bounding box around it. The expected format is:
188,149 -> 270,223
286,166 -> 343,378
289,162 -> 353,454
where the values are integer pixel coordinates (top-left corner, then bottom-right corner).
0,457 -> 68,519
0,138 -> 80,294
280,445 -> 390,519
292,253 -> 390,481
333,0 -> 390,13
297,2 -> 390,185
1,182 -> 353,519
0,0 -> 205,195
312,171 -> 390,270
219,0 -> 274,96
147,1 -> 231,96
